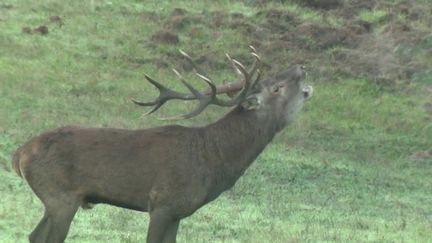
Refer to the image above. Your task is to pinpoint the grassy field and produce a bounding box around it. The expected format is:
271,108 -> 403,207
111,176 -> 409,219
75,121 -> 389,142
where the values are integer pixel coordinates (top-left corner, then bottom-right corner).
1,0 -> 431,242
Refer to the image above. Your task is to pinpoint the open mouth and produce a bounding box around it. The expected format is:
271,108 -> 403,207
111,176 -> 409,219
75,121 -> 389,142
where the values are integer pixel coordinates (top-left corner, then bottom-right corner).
303,85 -> 313,99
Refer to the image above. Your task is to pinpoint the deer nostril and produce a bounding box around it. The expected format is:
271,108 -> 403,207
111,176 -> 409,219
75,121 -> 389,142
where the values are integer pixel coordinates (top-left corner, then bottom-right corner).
302,85 -> 313,99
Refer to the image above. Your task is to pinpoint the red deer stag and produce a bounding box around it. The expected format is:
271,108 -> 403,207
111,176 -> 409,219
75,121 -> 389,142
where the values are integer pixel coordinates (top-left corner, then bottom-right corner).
12,47 -> 313,243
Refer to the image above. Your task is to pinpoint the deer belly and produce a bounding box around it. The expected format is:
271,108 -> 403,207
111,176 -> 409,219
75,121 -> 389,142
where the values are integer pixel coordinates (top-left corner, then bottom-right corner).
83,192 -> 149,212
79,172 -> 153,212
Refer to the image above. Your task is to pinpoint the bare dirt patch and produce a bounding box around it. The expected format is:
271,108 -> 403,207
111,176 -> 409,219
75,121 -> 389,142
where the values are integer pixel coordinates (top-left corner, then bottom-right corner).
411,150 -> 432,160
150,30 -> 180,45
294,22 -> 354,49
22,25 -> 49,35
145,1 -> 431,85
300,0 -> 343,10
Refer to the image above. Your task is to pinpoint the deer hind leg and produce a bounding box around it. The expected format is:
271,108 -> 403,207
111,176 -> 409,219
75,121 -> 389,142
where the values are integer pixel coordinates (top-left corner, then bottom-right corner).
29,194 -> 79,243
147,208 -> 179,243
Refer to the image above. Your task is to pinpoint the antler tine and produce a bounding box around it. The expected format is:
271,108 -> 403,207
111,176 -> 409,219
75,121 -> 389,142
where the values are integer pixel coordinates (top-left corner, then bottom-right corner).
224,49 -> 261,89
251,69 -> 262,89
140,102 -> 164,116
248,48 -> 261,74
132,74 -> 195,115
249,52 -> 262,89
225,53 -> 242,75
195,73 -> 217,96
131,98 -> 158,107
159,69 -> 217,121
209,58 -> 254,107
249,45 -> 261,73
159,89 -> 214,120
201,49 -> 262,107
230,58 -> 252,94
173,69 -> 207,98
159,103 -> 208,121
179,49 -> 209,77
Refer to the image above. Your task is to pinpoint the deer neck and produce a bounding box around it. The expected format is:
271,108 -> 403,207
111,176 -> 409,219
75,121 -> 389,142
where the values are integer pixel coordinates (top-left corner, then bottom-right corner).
202,106 -> 281,177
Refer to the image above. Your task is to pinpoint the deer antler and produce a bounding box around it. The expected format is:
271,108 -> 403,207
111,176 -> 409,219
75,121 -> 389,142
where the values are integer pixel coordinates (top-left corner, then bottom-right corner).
133,46 -> 262,120
131,75 -> 196,116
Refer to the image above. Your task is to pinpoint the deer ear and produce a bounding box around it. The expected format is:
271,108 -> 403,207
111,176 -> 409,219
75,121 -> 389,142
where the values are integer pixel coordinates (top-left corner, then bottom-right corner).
241,95 -> 261,110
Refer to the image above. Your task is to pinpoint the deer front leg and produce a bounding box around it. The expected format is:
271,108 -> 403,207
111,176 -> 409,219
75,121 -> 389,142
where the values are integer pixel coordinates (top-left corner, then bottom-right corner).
162,219 -> 180,243
29,212 -> 49,243
147,208 -> 178,243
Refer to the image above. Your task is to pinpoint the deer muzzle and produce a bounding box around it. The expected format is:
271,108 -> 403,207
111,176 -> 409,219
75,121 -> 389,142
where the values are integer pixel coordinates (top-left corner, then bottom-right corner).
303,85 -> 313,99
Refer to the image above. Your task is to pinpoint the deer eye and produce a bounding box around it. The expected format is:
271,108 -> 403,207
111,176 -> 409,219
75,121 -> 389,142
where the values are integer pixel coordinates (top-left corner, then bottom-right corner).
271,85 -> 281,93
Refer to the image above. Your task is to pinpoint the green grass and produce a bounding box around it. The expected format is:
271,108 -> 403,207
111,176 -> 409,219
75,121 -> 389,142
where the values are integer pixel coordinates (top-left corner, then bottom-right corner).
359,9 -> 389,24
1,0 -> 432,242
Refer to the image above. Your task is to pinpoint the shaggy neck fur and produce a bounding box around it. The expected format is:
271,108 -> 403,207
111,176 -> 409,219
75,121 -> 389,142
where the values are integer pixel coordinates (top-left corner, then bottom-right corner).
201,106 -> 285,185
